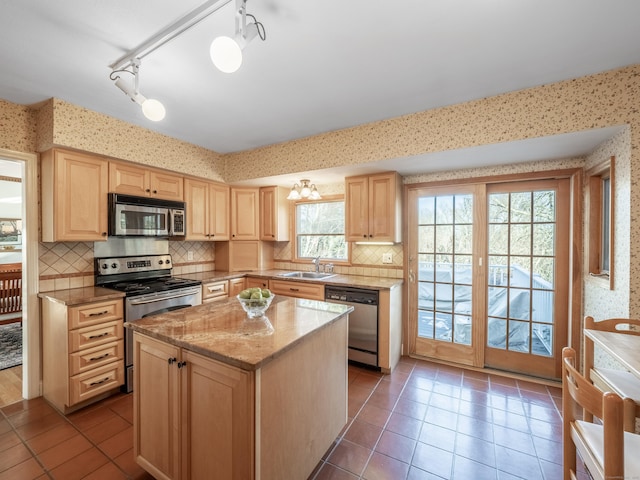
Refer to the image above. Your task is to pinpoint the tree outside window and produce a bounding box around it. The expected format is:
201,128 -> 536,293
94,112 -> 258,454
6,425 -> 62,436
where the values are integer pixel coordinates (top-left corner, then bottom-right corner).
295,200 -> 347,261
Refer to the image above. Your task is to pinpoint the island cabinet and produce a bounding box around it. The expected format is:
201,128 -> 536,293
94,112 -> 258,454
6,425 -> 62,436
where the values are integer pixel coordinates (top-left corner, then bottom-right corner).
128,296 -> 350,480
133,334 -> 253,480
109,162 -> 184,201
184,178 -> 230,241
345,171 -> 402,243
231,187 -> 260,240
260,186 -> 290,241
41,148 -> 109,242
41,296 -> 125,413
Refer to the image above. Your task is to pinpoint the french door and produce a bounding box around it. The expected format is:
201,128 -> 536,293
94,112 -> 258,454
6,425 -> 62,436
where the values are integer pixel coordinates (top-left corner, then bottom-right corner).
408,178 -> 570,379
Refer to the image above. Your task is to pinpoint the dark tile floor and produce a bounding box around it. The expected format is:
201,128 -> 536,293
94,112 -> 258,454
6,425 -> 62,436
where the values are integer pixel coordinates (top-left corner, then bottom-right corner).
0,356 -> 564,479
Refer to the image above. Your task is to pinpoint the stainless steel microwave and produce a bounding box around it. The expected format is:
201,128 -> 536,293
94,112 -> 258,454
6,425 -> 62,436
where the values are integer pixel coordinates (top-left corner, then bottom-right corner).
108,193 -> 186,237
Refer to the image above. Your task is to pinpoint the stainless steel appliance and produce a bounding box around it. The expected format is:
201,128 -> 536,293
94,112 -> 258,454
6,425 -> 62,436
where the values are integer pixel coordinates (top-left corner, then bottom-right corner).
325,285 -> 379,368
109,193 -> 186,237
95,254 -> 202,392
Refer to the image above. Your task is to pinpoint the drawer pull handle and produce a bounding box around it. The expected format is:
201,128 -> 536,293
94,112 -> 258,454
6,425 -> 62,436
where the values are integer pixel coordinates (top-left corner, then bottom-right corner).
89,353 -> 110,362
89,377 -> 110,387
289,288 -> 299,292
208,286 -> 223,292
88,310 -> 109,317
88,332 -> 109,339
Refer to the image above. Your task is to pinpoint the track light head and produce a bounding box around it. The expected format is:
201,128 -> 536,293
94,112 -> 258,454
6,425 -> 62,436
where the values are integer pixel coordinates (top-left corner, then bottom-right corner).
111,59 -> 165,121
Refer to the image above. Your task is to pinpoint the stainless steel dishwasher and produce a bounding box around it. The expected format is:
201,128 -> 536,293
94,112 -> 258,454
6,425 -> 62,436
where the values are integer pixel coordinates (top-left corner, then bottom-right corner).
325,285 -> 379,368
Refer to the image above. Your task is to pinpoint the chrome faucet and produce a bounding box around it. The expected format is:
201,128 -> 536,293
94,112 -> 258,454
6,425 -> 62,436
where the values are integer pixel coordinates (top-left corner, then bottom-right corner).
312,256 -> 321,272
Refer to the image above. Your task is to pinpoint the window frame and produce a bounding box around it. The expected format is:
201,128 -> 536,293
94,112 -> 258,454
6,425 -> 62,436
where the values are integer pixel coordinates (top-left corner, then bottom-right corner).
293,195 -> 350,265
587,156 -> 614,290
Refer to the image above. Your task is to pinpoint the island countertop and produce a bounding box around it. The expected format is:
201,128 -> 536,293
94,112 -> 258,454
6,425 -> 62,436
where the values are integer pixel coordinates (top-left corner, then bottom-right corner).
124,295 -> 352,371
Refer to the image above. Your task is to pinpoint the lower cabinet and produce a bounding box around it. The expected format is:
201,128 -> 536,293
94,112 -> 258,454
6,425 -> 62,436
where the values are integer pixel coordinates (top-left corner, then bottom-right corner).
245,276 -> 269,289
133,333 -> 254,480
42,297 -> 124,413
268,279 -> 324,300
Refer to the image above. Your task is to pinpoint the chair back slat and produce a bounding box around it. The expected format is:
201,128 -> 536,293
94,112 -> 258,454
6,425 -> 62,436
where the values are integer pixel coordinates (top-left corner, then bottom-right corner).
0,271 -> 22,314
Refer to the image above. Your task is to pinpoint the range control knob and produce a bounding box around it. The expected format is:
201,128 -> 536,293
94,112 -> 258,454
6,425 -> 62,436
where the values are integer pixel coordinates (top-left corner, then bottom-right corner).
159,260 -> 164,265
101,263 -> 108,270
111,263 -> 118,269
166,259 -> 171,264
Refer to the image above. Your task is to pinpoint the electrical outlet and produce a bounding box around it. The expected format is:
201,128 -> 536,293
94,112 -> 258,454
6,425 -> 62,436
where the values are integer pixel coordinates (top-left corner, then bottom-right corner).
187,250 -> 194,261
382,253 -> 393,264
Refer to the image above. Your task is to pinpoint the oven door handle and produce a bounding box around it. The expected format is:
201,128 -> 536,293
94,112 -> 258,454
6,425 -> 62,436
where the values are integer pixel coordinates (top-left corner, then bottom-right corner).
127,290 -> 200,306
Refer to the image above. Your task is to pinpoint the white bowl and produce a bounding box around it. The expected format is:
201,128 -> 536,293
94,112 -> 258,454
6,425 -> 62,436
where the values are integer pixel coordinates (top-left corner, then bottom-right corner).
237,294 -> 274,318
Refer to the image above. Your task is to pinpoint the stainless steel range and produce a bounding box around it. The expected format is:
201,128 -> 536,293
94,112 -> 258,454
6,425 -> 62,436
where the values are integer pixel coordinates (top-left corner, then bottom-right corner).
95,254 -> 202,392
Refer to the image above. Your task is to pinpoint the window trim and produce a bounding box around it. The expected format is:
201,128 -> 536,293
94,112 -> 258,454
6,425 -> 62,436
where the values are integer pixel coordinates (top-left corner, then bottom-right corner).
586,156 -> 614,290
292,194 -> 350,265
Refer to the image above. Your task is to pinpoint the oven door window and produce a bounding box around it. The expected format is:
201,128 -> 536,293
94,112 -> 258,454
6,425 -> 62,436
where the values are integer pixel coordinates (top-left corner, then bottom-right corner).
116,204 -> 168,236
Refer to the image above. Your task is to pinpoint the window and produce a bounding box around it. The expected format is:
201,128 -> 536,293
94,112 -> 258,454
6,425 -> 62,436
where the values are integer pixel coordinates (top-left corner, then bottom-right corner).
587,156 -> 614,289
295,199 -> 347,261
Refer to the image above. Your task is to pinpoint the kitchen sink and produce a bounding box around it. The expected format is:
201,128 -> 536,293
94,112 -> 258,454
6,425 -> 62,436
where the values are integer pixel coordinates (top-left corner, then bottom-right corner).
278,271 -> 336,280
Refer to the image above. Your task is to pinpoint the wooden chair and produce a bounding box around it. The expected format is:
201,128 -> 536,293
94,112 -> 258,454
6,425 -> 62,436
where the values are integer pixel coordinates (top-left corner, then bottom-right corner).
0,269 -> 22,325
584,316 -> 640,427
562,347 -> 640,480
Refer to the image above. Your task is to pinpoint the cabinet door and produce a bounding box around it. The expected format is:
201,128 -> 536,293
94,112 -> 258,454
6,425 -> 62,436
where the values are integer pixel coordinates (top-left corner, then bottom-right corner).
368,172 -> 398,242
185,179 -> 210,241
150,171 -> 184,201
260,186 -> 290,241
133,334 -> 181,480
229,277 -> 246,297
345,175 -> 369,242
181,350 -> 254,480
43,149 -> 108,242
109,162 -> 150,197
245,277 -> 269,289
231,188 -> 259,240
210,183 -> 230,240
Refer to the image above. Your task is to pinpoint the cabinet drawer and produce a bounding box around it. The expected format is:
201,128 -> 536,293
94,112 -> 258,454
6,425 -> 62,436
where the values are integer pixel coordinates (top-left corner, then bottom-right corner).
69,320 -> 123,352
69,300 -> 123,329
202,281 -> 229,303
70,361 -> 124,406
69,340 -> 124,376
269,280 -> 325,300
246,276 -> 269,289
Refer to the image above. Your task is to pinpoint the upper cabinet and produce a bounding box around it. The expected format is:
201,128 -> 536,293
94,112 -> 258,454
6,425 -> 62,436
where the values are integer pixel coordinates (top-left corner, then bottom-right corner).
231,187 -> 260,241
345,171 -> 402,243
260,186 -> 290,241
184,178 -> 230,241
41,148 -> 109,242
109,162 -> 183,201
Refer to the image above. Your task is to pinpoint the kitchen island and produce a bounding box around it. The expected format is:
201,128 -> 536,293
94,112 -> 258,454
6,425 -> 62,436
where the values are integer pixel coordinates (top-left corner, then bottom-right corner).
125,295 -> 352,480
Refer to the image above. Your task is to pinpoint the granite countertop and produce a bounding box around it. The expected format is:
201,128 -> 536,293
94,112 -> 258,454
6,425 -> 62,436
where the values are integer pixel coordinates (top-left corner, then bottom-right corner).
125,295 -> 352,371
38,286 -> 125,306
180,269 -> 403,290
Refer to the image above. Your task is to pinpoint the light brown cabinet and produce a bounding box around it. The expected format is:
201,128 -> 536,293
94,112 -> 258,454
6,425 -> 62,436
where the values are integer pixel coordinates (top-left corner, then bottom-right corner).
184,178 -> 230,241
231,187 -> 260,240
41,148 -> 109,242
229,277 -> 246,296
216,241 -> 273,273
201,280 -> 229,303
245,276 -> 269,289
110,162 -> 184,201
269,279 -> 324,300
260,186 -> 290,241
133,333 -> 253,480
42,297 -> 124,413
345,171 -> 402,243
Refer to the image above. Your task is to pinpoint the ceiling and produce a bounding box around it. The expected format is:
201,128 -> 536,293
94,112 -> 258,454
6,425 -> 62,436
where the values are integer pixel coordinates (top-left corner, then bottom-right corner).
1,1 -> 639,183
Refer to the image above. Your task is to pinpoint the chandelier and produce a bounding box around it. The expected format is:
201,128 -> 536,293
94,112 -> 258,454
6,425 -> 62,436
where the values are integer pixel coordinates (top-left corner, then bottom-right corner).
286,179 -> 321,200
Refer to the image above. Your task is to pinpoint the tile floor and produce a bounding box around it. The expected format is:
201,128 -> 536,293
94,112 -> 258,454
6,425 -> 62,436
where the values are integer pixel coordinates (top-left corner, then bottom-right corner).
0,357 -> 565,479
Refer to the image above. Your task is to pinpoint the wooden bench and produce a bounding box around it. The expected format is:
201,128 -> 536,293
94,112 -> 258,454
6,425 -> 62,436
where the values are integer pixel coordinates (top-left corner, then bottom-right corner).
0,263 -> 22,325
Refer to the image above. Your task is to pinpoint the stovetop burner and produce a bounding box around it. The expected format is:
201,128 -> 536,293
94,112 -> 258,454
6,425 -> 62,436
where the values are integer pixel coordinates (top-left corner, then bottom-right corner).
95,254 -> 202,296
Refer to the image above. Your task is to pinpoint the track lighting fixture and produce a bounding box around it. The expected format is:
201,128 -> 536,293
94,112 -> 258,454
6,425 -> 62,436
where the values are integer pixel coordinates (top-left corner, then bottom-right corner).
110,59 -> 166,122
287,179 -> 322,201
210,0 -> 266,73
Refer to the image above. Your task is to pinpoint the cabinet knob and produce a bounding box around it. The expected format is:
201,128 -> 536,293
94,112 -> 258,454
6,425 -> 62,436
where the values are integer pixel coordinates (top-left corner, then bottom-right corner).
363,235 -> 367,238
177,361 -> 187,369
153,190 -> 157,194
168,357 -> 177,365
369,234 -> 373,238
102,232 -> 107,236
145,189 -> 151,193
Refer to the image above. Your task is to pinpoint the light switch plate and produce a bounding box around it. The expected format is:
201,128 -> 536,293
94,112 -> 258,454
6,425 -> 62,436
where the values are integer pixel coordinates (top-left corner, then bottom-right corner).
382,253 -> 393,264
187,251 -> 194,261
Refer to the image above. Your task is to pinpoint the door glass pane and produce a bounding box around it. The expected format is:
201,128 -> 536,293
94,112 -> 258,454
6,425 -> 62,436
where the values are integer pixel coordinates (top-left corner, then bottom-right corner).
417,193 -> 473,345
487,190 -> 556,357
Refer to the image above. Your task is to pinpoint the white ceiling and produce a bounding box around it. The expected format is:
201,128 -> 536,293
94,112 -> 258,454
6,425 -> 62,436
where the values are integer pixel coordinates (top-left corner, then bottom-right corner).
1,1 -> 639,183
